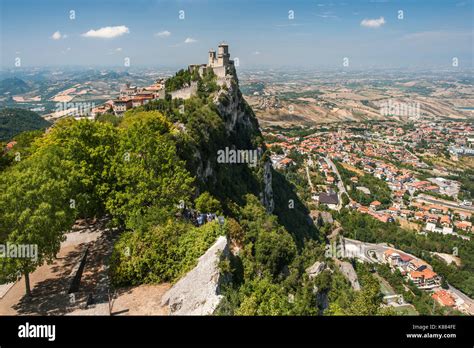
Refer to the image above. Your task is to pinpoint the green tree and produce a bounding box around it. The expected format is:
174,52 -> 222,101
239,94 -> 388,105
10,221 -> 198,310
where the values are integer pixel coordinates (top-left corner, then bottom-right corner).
0,146 -> 76,296
227,218 -> 244,247
254,229 -> 297,278
40,118 -> 119,218
347,274 -> 383,315
165,69 -> 193,93
197,68 -> 218,100
96,113 -> 122,126
235,277 -> 292,315
106,111 -> 195,228
195,191 -> 222,214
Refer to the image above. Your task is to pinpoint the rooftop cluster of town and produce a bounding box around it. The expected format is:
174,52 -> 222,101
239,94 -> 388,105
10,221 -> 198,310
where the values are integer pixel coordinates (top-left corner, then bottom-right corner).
265,121 -> 474,236
382,248 -> 469,313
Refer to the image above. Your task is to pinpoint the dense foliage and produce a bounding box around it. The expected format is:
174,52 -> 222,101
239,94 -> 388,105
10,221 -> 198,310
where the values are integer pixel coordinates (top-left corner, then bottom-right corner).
325,264 -> 389,316
449,168 -> 474,201
195,191 -> 222,214
0,111 -> 194,293
165,68 -> 200,93
216,194 -> 324,315
0,108 -> 50,141
0,129 -> 44,170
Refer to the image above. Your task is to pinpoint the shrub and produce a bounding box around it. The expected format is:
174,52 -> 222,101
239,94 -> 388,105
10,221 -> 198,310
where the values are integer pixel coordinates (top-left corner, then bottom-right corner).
109,220 -> 225,286
227,218 -> 245,246
254,229 -> 297,278
195,191 -> 222,214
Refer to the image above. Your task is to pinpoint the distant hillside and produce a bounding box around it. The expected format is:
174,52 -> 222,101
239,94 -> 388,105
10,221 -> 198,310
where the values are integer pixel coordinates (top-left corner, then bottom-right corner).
0,77 -> 30,95
0,108 -> 50,141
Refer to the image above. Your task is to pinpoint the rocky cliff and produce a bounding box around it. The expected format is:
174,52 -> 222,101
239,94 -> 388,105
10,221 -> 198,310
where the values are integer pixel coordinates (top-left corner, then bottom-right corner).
214,68 -> 274,212
162,64 -> 317,246
182,66 -> 275,213
161,236 -> 230,315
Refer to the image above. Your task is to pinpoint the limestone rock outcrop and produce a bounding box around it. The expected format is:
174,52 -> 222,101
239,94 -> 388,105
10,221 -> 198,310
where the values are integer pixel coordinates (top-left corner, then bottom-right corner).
161,236 -> 230,315
306,261 -> 326,279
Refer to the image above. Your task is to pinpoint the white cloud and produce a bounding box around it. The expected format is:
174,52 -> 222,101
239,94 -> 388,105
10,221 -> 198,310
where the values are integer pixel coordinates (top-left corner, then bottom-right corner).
184,37 -> 197,44
51,31 -> 62,40
360,17 -> 385,28
82,26 -> 130,39
253,51 -> 261,55
116,47 -> 122,51
155,30 -> 171,38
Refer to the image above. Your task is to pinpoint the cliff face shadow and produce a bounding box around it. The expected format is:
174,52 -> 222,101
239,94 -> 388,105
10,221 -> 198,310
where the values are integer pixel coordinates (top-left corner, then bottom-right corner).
272,169 -> 321,247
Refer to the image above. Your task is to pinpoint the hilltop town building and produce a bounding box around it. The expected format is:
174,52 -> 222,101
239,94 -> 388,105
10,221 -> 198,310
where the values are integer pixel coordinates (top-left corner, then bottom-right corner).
383,248 -> 441,290
112,80 -> 165,115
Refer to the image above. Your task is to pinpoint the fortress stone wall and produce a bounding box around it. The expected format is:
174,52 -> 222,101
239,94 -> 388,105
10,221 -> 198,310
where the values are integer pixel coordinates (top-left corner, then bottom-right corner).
170,81 -> 198,100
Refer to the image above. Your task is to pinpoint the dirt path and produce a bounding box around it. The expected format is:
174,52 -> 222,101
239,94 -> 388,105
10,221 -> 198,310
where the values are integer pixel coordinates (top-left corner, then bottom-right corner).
0,219 -> 111,316
0,244 -> 80,315
1,218 -> 173,316
109,284 -> 171,315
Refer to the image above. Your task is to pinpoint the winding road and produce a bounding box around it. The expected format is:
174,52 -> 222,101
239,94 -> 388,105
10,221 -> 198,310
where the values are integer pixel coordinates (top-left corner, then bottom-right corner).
324,156 -> 347,211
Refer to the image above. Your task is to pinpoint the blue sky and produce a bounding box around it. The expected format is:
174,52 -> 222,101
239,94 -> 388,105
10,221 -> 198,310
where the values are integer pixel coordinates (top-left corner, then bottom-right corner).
0,0 -> 472,69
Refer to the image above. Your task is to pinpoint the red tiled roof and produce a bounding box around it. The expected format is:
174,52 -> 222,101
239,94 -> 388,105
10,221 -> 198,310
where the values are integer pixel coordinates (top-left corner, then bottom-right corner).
410,268 -> 437,279
432,290 -> 455,307
440,215 -> 451,223
399,254 -> 413,262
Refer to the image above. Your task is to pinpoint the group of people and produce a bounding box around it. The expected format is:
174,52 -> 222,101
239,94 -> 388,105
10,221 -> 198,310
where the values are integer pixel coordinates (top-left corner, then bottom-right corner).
180,208 -> 219,226
197,213 -> 218,226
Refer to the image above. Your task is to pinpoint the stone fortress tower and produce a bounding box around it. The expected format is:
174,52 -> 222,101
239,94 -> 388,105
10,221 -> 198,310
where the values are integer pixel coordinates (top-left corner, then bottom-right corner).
208,49 -> 216,67
208,43 -> 230,67
189,42 -> 234,78
206,42 -> 234,78
177,42 -> 235,100
186,42 -> 234,85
